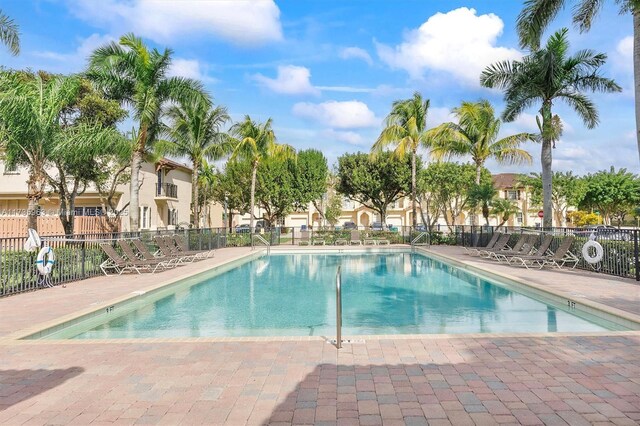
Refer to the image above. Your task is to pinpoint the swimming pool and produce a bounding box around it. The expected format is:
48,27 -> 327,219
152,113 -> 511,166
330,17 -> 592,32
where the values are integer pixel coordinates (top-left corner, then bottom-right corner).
41,251 -> 626,339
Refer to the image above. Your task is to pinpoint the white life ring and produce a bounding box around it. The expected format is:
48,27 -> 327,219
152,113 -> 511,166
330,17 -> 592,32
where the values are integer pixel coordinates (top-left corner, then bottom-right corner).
582,240 -> 603,264
36,246 -> 55,275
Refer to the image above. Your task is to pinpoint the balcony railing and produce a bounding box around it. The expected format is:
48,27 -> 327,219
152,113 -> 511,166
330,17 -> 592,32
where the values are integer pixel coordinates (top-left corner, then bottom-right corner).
156,182 -> 178,199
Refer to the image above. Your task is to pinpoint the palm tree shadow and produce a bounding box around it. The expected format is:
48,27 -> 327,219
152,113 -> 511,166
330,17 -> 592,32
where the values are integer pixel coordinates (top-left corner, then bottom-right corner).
0,367 -> 84,410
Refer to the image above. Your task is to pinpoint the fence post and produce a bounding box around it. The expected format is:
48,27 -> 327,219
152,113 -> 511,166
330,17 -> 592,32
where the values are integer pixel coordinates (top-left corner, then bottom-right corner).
81,240 -> 86,279
634,229 -> 639,282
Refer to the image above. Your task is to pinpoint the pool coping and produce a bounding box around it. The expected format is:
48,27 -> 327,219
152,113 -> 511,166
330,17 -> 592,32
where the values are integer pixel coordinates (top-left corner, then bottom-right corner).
3,246 -> 640,344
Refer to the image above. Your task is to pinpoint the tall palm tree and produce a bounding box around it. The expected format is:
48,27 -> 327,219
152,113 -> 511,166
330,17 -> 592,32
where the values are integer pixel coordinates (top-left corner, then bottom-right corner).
430,100 -> 534,185
229,116 -> 295,232
372,92 -> 430,227
516,0 -> 640,163
197,160 -> 217,228
491,198 -> 520,227
0,11 -> 19,56
162,97 -> 230,228
86,33 -> 206,231
481,28 -> 620,228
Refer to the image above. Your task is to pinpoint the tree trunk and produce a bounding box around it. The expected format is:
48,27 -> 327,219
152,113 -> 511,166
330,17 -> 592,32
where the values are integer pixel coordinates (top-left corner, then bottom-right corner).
250,161 -> 257,232
26,177 -> 40,232
540,102 -> 553,229
192,160 -> 199,229
634,11 -> 640,165
129,150 -> 143,231
411,150 -> 417,227
470,163 -> 482,227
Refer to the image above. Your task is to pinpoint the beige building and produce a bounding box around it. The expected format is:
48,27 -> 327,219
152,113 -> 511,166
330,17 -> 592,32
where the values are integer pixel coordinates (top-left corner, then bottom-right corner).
0,157 -> 223,236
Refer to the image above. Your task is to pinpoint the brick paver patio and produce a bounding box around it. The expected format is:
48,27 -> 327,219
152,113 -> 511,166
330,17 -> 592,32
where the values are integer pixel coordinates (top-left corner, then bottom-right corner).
2,245 -> 640,425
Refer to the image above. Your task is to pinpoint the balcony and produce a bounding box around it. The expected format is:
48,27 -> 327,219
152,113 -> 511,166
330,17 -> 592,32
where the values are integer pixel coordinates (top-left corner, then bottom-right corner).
156,182 -> 178,200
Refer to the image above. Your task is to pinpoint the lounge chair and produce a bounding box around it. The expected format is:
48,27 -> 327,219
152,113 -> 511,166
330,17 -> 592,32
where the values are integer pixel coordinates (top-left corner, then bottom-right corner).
154,236 -> 196,263
116,240 -> 172,273
350,230 -> 362,245
298,231 -> 311,246
474,234 -> 511,257
489,234 -> 536,261
100,243 -> 166,275
132,238 -> 182,266
311,234 -> 325,245
335,236 -> 348,245
507,234 -> 555,268
172,235 -> 212,259
465,232 -> 501,256
534,236 -> 580,269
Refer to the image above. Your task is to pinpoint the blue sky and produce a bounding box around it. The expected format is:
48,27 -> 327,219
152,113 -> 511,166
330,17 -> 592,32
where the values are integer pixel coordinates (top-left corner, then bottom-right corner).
1,0 -> 636,174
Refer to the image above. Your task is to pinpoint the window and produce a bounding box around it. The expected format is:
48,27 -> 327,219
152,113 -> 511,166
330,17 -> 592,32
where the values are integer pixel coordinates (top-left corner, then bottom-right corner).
506,190 -> 519,200
140,206 -> 150,229
277,217 -> 285,226
3,161 -> 17,174
516,212 -> 523,224
167,208 -> 177,226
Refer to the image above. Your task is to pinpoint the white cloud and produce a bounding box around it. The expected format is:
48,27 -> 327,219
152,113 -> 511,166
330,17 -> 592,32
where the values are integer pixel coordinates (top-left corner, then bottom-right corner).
34,33 -> 115,69
293,101 -> 379,129
322,129 -> 367,146
339,47 -> 373,65
167,58 -> 216,83
253,65 -> 320,95
613,35 -> 633,73
68,0 -> 283,45
376,7 -> 521,86
428,107 -> 456,127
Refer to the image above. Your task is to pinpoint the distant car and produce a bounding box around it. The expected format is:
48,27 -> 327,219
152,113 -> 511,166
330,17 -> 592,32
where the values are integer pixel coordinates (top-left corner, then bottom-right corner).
343,221 -> 357,230
371,222 -> 383,231
575,225 -> 630,241
415,224 -> 427,232
235,224 -> 250,233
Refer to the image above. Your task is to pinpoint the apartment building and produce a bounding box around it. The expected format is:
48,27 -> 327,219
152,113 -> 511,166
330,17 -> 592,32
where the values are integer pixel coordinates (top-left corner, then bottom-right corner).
0,157 -> 210,236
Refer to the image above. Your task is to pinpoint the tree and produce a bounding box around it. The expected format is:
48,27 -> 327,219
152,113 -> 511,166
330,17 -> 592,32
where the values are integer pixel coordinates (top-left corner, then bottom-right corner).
255,157 -> 299,226
468,182 -> 498,226
211,160 -> 252,228
324,193 -> 343,229
517,171 -> 585,226
481,28 -> 621,228
0,10 -> 19,56
197,161 -> 217,228
372,92 -> 430,227
418,162 -> 492,230
51,78 -> 128,234
336,152 -> 412,225
516,0 -> 640,164
430,100 -> 534,186
293,149 -> 329,216
87,33 -> 206,231
229,116 -> 294,231
579,167 -> 640,226
491,198 -> 520,227
429,100 -> 533,225
162,97 -> 230,228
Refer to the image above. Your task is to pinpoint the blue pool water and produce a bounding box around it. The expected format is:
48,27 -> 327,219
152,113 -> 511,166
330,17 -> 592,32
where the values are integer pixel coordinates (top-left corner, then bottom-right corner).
67,252 -> 621,339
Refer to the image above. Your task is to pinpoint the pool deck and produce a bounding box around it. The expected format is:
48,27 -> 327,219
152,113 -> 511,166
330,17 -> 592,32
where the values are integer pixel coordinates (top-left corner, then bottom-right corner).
2,245 -> 640,424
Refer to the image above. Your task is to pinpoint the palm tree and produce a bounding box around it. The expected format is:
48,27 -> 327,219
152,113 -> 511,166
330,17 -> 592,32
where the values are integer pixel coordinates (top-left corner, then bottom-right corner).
491,198 -> 520,227
229,116 -> 295,232
86,33 -> 206,231
481,28 -> 621,228
197,161 -> 217,228
162,97 -> 230,228
468,182 -> 497,226
430,100 -> 534,186
0,11 -> 19,56
372,92 -> 430,227
516,0 -> 640,163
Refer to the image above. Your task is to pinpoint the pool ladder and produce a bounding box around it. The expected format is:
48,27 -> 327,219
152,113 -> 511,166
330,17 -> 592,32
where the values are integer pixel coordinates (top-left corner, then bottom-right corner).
336,266 -> 342,349
411,232 -> 430,252
251,233 -> 270,255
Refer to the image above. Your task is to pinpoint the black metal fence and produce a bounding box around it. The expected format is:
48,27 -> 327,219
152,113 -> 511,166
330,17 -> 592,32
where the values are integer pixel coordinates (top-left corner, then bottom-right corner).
452,225 -> 640,281
2,224 -> 638,298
